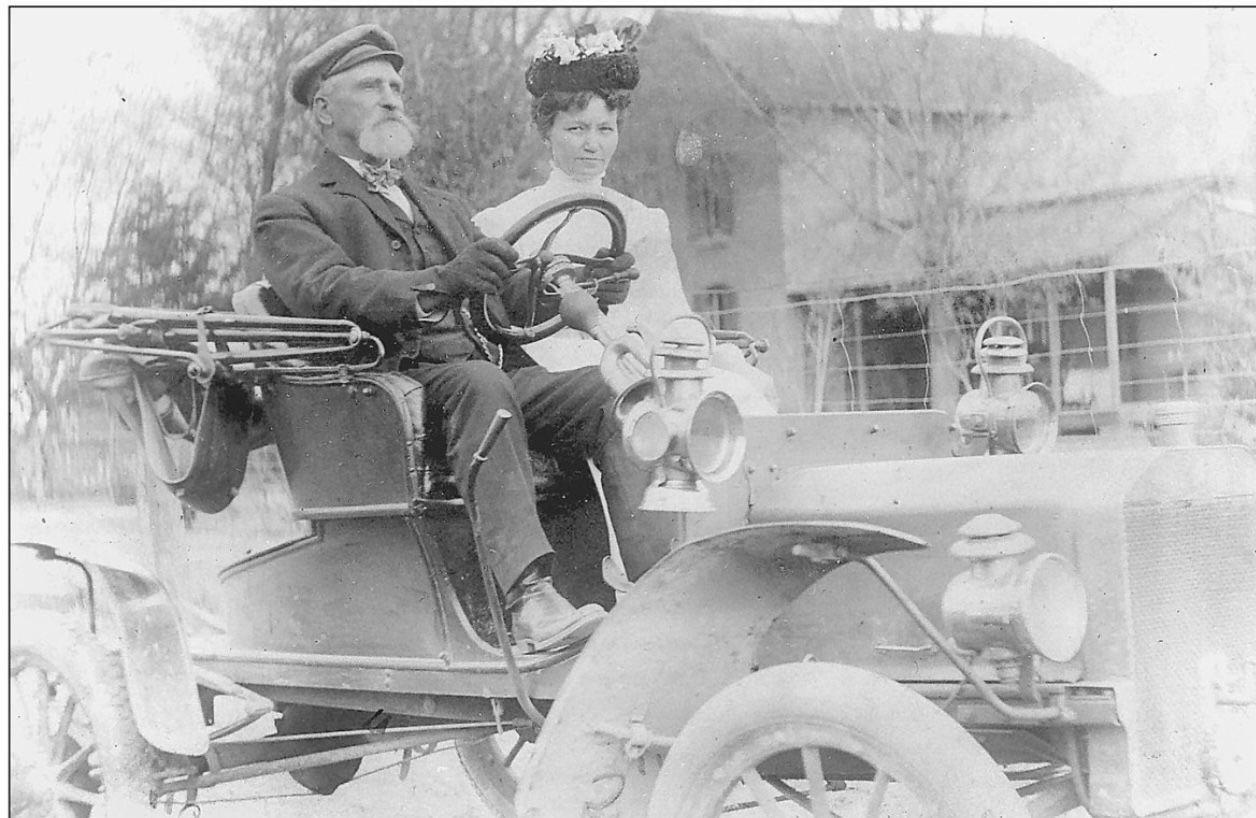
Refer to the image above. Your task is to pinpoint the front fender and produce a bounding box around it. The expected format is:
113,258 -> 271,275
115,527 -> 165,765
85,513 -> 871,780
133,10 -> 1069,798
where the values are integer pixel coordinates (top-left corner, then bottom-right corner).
11,542 -> 209,757
517,522 -> 925,817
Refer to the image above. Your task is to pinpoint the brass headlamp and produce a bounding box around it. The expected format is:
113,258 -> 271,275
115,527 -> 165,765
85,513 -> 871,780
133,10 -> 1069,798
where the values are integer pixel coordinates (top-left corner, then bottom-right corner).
602,316 -> 746,512
555,277 -> 746,512
953,316 -> 1058,456
942,514 -> 1088,668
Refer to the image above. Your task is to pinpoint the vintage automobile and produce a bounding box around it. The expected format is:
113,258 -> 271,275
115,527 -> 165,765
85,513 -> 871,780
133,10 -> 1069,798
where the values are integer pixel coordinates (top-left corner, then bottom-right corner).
11,194 -> 1256,818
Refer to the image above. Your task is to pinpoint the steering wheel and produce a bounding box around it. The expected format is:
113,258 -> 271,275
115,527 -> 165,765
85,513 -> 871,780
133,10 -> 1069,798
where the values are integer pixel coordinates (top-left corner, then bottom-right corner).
474,193 -> 627,345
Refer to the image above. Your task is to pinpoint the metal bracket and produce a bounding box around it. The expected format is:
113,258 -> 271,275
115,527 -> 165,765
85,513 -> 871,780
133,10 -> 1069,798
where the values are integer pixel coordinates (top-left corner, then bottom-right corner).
595,717 -> 676,760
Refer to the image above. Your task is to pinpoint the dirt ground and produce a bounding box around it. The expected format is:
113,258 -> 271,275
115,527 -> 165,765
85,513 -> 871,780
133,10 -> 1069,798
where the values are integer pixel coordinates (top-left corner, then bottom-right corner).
185,745 -> 492,817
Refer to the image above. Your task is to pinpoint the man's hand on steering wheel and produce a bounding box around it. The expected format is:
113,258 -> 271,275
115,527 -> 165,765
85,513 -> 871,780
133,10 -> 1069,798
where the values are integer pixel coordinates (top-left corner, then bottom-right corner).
582,248 -> 639,309
435,237 -> 520,296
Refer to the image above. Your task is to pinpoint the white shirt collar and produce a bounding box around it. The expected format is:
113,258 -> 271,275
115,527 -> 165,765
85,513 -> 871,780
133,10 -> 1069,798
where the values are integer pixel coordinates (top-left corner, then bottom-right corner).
339,154 -> 382,178
546,163 -> 606,191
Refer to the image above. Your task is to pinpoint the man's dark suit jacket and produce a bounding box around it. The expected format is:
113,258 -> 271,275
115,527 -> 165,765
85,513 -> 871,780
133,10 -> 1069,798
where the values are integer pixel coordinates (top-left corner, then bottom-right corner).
252,150 -> 499,363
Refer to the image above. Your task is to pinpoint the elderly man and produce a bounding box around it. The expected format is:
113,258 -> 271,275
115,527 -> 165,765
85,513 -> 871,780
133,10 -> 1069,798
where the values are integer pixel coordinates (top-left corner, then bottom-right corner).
252,25 -> 637,652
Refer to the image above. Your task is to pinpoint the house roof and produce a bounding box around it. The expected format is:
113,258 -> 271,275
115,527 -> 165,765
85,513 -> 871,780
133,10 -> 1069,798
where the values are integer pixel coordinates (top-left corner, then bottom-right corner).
777,75 -> 1256,295
981,87 -> 1256,205
785,176 -> 1256,296
648,10 -> 1099,116
957,83 -> 1256,276
967,178 -> 1255,275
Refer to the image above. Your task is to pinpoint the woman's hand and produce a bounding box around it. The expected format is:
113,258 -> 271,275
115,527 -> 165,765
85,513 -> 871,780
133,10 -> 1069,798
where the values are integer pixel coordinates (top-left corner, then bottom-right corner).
584,247 -> 639,309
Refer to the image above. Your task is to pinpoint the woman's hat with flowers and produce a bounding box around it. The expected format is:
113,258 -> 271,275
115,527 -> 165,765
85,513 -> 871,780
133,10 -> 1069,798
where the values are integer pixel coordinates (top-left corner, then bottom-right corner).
526,19 -> 644,97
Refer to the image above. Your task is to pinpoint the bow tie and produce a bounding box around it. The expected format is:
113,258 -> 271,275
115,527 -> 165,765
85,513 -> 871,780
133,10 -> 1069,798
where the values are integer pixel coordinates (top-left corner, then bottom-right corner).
362,161 -> 403,193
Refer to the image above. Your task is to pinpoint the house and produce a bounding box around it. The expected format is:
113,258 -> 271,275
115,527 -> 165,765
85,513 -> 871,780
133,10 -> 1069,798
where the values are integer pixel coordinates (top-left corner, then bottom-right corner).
610,9 -> 1096,412
609,9 -> 1255,429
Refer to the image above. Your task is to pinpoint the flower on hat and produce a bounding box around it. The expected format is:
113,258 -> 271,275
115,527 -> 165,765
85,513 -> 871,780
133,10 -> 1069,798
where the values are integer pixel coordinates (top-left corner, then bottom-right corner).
535,30 -> 582,64
577,30 -> 624,57
526,19 -> 642,97
534,26 -> 625,65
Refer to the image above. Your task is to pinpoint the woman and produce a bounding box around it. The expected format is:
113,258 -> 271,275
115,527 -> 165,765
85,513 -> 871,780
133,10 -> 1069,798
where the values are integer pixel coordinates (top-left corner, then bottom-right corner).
475,21 -> 777,413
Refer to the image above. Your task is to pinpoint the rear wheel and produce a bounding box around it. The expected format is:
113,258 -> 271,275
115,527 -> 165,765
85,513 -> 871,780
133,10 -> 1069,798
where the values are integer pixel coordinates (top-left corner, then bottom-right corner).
456,730 -> 535,818
10,617 -> 157,818
648,662 -> 1031,817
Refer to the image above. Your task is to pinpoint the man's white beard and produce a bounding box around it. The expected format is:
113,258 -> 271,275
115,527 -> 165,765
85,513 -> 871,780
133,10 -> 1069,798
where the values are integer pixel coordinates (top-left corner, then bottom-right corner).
358,118 -> 415,163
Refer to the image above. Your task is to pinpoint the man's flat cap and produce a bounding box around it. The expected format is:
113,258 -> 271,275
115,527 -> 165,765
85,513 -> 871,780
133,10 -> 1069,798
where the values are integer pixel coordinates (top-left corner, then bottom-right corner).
290,24 -> 404,107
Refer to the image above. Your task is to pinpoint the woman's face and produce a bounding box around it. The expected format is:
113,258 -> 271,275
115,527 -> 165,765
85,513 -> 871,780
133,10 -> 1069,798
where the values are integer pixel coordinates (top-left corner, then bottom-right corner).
546,96 -> 619,181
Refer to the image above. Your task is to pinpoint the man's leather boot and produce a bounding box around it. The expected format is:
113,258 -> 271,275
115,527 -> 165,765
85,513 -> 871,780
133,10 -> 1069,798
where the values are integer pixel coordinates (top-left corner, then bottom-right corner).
506,564 -> 606,653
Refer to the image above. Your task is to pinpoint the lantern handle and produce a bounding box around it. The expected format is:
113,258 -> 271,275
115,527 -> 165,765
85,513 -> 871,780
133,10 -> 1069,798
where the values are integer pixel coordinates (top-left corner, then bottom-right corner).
973,315 -> 1029,385
972,316 -> 1027,360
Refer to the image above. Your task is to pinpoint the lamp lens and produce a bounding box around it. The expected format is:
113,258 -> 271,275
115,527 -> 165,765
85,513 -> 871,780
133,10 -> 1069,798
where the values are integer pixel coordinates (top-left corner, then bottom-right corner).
624,408 -> 671,463
686,391 -> 746,482
1020,554 -> 1088,663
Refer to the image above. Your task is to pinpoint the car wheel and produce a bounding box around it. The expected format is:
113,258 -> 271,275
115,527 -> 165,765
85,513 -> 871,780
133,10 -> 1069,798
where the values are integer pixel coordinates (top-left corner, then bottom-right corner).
10,617 -> 158,818
648,662 -> 1031,817
456,730 -> 535,818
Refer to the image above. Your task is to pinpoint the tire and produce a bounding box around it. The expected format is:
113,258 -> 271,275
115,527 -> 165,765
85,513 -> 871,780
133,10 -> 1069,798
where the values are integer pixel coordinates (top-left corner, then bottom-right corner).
10,616 -> 158,818
456,731 -> 535,818
648,662 -> 1031,818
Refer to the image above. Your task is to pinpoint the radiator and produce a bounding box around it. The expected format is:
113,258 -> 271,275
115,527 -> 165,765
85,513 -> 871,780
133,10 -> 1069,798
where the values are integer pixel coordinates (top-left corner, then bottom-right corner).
1119,455 -> 1256,815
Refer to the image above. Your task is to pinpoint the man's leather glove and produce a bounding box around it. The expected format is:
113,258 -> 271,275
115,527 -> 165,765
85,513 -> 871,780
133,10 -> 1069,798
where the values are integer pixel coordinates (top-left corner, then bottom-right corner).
584,248 -> 639,309
434,237 -> 520,296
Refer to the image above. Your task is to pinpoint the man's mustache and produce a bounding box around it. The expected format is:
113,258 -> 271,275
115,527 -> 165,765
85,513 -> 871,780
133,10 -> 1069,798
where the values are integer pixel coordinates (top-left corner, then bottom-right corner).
372,114 -> 418,136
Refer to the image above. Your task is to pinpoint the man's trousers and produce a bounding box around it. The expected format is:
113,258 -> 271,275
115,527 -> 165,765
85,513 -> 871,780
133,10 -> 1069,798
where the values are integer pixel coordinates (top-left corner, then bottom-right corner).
408,360 -> 666,591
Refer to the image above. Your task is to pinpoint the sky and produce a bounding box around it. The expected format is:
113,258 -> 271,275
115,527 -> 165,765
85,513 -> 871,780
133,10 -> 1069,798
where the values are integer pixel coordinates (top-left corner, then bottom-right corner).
926,7 -> 1255,96
8,6 -> 1256,112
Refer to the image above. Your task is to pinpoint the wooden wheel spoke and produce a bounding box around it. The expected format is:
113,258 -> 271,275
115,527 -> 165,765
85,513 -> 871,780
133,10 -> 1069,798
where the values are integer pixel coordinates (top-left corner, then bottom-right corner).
504,734 -> 528,767
51,694 -> 79,760
763,775 -> 809,808
802,746 -> 831,818
741,767 -> 789,817
32,668 -> 54,742
862,769 -> 891,818
51,780 -> 103,807
56,741 -> 96,780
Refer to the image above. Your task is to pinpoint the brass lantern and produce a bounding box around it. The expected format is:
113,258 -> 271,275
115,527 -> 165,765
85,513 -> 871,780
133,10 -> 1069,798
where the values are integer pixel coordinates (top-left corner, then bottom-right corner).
559,285 -> 746,512
604,315 -> 746,512
952,317 -> 1058,456
942,513 -> 1088,666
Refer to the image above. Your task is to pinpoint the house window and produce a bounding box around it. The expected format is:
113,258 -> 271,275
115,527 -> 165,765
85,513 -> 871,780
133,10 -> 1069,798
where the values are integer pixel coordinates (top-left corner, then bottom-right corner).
685,152 -> 735,239
693,285 -> 740,331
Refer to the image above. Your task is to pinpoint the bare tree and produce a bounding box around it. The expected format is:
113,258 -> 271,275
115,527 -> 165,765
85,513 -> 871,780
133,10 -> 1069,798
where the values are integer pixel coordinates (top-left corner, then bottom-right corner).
10,89 -> 174,498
